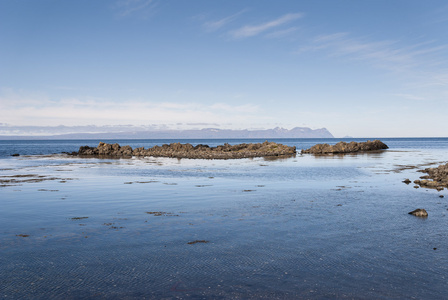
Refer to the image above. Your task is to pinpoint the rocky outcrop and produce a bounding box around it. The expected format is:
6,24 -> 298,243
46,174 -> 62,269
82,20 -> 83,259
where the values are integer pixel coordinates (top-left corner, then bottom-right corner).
77,141 -> 297,159
408,208 -> 428,217
301,140 -> 388,154
78,142 -> 133,157
413,163 -> 448,190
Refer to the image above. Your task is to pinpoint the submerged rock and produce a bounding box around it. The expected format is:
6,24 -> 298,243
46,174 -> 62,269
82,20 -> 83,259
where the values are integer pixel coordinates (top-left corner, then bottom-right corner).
76,141 -> 296,159
301,140 -> 388,154
408,208 -> 428,217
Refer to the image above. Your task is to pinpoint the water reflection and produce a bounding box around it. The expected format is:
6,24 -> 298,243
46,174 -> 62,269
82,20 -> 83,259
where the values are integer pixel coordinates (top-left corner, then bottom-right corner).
302,150 -> 387,159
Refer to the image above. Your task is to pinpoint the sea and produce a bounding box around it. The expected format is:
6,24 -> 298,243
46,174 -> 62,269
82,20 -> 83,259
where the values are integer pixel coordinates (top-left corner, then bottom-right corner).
1,138 -> 447,299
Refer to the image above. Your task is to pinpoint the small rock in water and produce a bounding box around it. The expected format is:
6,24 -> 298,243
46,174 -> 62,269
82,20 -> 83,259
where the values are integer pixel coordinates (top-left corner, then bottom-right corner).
11,153 -> 20,157
403,179 -> 411,184
408,208 -> 428,217
439,195 -> 444,198
16,234 -> 29,237
187,240 -> 209,245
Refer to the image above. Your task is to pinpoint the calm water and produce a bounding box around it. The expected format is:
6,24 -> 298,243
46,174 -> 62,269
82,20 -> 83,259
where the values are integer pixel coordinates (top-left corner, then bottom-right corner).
1,138 -> 448,299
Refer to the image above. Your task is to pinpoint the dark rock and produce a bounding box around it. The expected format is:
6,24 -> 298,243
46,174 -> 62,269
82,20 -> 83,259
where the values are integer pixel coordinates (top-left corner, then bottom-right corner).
403,179 -> 411,184
439,195 -> 444,198
413,163 -> 448,191
187,240 -> 209,245
76,141 -> 296,159
62,151 -> 78,156
78,145 -> 97,156
16,234 -> 30,237
408,208 -> 428,217
11,153 -> 20,157
301,140 -> 388,154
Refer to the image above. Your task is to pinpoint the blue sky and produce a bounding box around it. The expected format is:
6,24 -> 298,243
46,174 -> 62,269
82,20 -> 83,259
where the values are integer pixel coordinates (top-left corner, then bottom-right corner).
1,0 -> 447,137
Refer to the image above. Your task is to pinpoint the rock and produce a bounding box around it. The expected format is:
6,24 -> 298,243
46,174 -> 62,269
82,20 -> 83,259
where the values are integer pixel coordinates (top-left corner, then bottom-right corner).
187,240 -> 209,245
412,163 -> 448,191
408,208 -> 428,217
403,179 -> 411,184
76,141 -> 297,159
439,195 -> 444,198
301,140 -> 388,154
11,153 -> 20,157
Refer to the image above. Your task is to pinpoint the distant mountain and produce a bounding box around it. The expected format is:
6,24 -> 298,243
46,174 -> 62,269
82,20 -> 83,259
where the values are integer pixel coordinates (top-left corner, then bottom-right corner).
0,127 -> 334,139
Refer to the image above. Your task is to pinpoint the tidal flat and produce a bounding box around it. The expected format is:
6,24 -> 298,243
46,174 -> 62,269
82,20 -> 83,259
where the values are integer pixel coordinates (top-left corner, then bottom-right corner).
1,139 -> 448,299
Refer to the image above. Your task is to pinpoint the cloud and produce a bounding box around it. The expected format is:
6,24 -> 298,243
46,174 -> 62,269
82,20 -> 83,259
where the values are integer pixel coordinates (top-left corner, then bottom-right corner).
312,32 -> 349,43
298,31 -> 448,91
230,13 -> 303,39
393,93 -> 426,101
203,10 -> 247,32
209,103 -> 260,113
114,0 -> 156,17
0,90 -> 266,129
429,4 -> 448,24
265,27 -> 299,39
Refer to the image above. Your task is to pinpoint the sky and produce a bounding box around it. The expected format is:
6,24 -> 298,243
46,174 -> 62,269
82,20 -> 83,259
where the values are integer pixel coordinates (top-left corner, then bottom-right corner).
1,0 -> 447,137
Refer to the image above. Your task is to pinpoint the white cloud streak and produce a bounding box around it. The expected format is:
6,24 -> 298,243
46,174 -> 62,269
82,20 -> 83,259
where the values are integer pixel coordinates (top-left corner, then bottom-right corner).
203,10 -> 247,32
393,93 -> 426,101
115,0 -> 156,17
230,13 -> 303,38
302,32 -> 448,73
298,31 -> 448,97
265,27 -> 299,39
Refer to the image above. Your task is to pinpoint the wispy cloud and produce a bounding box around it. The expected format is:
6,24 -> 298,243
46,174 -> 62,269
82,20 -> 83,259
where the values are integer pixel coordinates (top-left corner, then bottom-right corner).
0,90 -> 265,128
230,13 -> 303,39
209,103 -> 259,113
296,30 -> 448,104
203,10 -> 247,32
300,32 -> 448,73
114,0 -> 156,17
393,93 -> 426,101
265,27 -> 299,39
428,4 -> 448,24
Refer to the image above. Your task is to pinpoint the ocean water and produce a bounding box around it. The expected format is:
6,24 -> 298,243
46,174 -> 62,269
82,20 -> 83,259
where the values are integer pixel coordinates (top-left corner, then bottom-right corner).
1,138 -> 448,299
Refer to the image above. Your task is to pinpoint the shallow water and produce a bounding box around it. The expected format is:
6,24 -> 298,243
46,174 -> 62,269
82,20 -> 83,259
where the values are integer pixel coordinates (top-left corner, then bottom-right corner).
1,139 -> 448,299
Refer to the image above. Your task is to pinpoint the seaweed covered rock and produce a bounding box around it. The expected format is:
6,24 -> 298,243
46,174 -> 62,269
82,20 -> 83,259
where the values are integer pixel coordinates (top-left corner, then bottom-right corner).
301,140 -> 388,154
413,163 -> 448,190
77,141 -> 296,159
